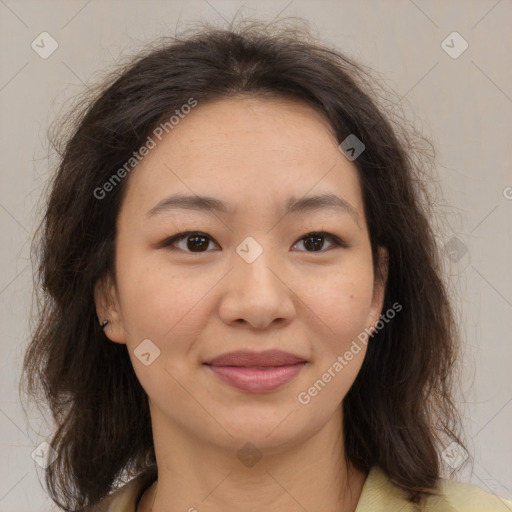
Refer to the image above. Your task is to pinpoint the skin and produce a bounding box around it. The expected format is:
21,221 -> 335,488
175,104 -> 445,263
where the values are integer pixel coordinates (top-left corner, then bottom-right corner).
95,96 -> 388,512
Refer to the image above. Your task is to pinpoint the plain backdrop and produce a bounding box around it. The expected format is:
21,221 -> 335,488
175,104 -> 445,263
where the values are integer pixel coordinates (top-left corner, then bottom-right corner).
0,1 -> 511,510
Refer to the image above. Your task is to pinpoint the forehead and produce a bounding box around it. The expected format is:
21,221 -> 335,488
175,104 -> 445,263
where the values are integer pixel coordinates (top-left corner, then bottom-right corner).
120,96 -> 364,222
159,95 -> 340,163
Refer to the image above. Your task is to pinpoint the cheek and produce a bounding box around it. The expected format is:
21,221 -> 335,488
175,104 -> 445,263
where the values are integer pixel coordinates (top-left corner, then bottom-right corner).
115,250 -> 214,344
115,258 -> 215,395
332,284 -> 374,346
293,266 -> 374,410
297,260 -> 376,347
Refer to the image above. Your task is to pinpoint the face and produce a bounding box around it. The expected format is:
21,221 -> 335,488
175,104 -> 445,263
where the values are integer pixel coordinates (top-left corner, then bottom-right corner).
95,96 -> 387,453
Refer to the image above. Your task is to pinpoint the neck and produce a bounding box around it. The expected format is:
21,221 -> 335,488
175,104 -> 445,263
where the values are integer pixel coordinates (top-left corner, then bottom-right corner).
139,405 -> 367,512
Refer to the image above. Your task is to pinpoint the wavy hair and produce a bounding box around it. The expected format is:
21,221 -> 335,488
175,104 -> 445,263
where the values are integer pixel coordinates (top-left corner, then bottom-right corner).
21,19 -> 466,510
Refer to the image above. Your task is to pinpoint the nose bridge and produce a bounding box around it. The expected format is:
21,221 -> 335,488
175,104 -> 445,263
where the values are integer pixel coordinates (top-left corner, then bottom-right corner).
233,234 -> 279,286
221,240 -> 292,328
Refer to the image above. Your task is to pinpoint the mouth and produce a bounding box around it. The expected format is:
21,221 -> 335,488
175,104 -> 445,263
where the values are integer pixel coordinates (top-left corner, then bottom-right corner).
204,362 -> 307,393
203,350 -> 308,393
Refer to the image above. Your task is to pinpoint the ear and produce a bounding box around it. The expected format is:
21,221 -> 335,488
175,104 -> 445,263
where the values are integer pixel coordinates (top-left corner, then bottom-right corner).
93,273 -> 127,344
367,246 -> 389,331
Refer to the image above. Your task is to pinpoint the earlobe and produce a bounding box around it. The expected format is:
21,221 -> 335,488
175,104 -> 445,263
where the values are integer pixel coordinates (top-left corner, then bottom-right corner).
93,274 -> 127,344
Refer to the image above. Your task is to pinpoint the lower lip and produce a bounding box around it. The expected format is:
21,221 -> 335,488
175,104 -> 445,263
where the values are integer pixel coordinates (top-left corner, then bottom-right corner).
206,363 -> 306,393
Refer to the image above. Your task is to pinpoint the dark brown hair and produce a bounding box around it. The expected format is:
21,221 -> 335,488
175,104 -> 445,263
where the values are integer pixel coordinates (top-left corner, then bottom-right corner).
22,19 -> 466,511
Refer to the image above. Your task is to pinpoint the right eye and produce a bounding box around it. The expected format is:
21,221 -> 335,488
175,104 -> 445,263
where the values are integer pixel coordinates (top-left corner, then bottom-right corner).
160,231 -> 220,253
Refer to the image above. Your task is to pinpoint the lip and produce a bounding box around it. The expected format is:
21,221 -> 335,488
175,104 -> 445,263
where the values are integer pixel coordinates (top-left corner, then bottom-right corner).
203,350 -> 308,393
206,363 -> 307,393
204,349 -> 307,367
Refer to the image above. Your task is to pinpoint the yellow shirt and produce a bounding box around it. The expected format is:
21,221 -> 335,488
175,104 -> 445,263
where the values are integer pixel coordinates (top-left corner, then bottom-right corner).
85,466 -> 512,511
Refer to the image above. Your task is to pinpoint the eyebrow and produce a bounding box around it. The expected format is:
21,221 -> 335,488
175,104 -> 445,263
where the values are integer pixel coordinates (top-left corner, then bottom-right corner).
145,192 -> 359,222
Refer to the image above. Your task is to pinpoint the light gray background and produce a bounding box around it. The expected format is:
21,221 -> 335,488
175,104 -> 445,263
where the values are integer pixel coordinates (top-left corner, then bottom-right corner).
1,1 -> 511,510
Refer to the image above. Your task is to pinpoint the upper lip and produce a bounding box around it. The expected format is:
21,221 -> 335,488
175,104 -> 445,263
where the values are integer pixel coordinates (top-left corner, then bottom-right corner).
204,350 -> 307,367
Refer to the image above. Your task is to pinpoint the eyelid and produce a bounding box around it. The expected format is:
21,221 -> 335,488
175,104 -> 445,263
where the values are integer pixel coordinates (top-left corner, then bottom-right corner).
157,231 -> 219,251
294,232 -> 350,250
159,230 -> 349,252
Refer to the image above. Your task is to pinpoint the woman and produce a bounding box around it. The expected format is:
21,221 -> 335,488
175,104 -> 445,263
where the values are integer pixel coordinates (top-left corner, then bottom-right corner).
22,21 -> 511,512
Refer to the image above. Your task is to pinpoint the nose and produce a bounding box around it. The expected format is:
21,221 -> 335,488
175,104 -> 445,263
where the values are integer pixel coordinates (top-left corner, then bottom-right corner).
218,244 -> 296,330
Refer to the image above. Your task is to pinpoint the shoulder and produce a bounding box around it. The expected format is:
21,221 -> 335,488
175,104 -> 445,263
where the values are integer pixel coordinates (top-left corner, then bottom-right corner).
438,477 -> 512,511
81,475 -> 146,512
356,466 -> 512,512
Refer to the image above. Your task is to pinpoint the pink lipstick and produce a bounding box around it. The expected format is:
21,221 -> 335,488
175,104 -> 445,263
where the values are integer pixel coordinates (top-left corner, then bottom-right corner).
204,349 -> 307,393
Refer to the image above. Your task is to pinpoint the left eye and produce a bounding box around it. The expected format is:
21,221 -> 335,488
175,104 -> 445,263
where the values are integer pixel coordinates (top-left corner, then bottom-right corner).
292,232 -> 346,252
161,231 -> 346,253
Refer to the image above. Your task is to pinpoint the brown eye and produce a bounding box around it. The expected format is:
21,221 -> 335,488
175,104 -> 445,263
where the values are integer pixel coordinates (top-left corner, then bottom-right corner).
162,232 -> 219,253
161,231 -> 346,254
292,232 -> 346,252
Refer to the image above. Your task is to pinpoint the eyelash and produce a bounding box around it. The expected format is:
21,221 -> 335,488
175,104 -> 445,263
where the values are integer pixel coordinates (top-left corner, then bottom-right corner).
160,231 -> 348,253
